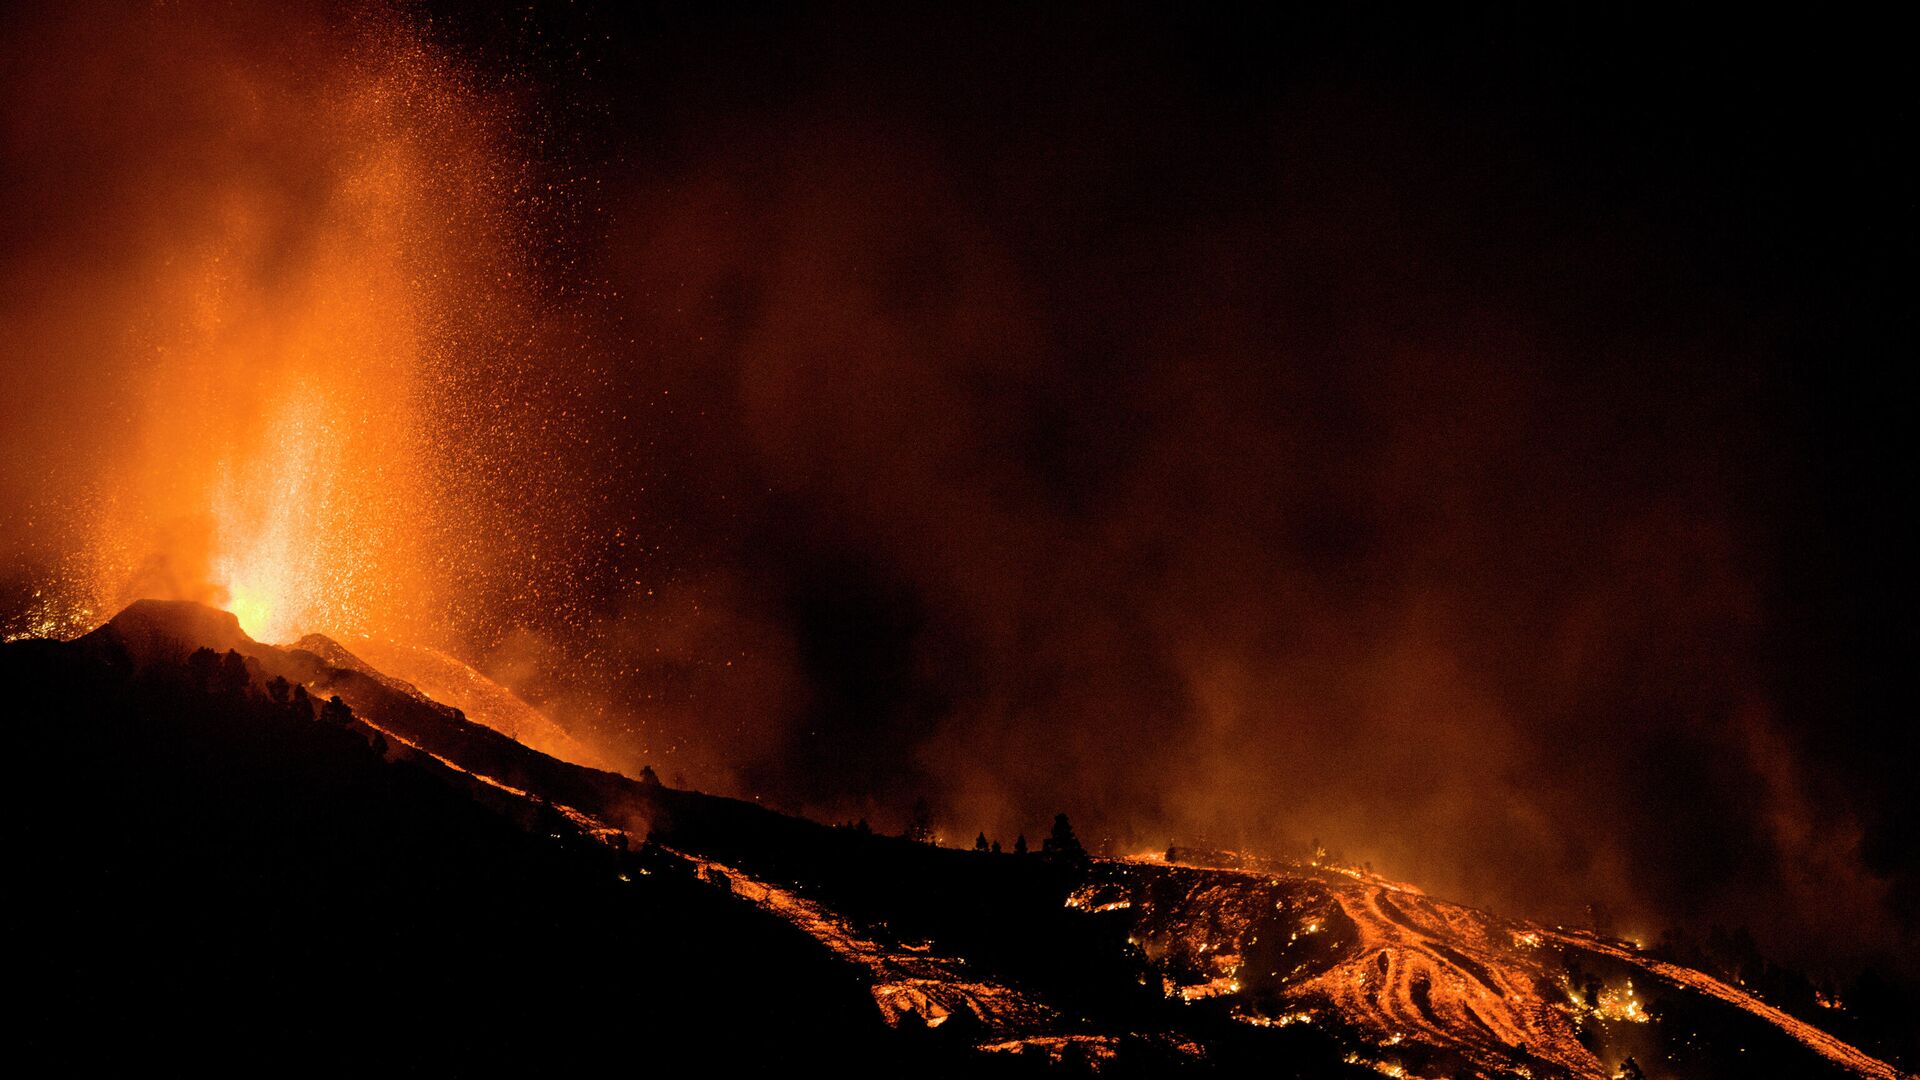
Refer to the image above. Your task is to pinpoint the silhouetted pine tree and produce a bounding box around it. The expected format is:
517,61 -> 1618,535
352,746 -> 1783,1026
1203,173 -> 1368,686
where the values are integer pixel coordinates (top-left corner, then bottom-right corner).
1042,813 -> 1084,858
186,647 -> 219,690
319,694 -> 353,726
214,650 -> 250,696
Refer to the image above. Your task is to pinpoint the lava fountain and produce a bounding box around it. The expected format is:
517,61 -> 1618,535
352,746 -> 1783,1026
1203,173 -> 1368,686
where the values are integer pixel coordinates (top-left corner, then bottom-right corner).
1,2 -> 564,652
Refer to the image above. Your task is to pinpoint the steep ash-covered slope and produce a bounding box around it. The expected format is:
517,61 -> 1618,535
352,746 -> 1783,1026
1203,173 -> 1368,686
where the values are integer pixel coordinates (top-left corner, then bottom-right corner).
0,610 -> 929,1073
8,601 -> 1909,1078
313,633 -> 607,770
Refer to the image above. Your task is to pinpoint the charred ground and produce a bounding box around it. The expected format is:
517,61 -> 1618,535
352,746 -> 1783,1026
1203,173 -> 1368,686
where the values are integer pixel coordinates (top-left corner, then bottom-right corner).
1,625 -> 920,1073
2,602 -> 1912,1077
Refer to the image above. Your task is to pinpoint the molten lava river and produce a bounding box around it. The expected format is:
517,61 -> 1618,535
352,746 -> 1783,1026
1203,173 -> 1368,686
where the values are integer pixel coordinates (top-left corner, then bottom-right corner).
1068,852 -> 1906,1079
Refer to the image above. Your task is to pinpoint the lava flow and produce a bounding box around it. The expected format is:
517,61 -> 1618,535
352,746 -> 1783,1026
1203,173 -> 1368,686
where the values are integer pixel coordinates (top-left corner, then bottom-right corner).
9,597 -> 1910,1077
1072,852 -> 1909,1080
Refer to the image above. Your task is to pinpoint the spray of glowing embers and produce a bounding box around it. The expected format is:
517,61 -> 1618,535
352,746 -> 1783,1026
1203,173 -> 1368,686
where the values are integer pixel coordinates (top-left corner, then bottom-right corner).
1069,852 -> 1906,1080
3,6 -> 581,660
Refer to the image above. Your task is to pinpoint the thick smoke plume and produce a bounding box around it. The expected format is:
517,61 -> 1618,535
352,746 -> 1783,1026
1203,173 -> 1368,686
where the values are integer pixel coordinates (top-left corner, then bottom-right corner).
563,12 -> 1910,972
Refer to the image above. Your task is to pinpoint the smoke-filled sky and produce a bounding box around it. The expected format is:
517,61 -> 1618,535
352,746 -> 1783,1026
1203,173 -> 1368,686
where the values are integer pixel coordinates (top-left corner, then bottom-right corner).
1,4 -> 1909,974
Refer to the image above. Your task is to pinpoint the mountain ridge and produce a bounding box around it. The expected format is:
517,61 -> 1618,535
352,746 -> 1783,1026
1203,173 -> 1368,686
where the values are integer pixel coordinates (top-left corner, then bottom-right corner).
6,599 -> 1909,1078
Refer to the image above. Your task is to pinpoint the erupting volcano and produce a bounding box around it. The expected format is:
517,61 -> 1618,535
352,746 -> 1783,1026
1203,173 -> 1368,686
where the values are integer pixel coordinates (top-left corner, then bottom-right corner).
2,1 -> 583,661
3,2 -> 1913,1076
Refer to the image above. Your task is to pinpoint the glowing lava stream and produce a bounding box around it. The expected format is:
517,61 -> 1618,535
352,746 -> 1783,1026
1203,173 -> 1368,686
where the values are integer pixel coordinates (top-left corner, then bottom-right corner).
1297,879 -> 1598,1078
1092,856 -> 1602,1077
1536,928 -> 1908,1080
666,847 -> 1069,1038
1094,854 -> 1911,1080
338,688 -> 1084,1051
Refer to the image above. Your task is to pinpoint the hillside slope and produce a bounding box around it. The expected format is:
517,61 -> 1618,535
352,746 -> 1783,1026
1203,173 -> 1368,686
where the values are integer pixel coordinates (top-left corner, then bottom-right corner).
0,615 -> 926,1072
4,600 -> 1908,1078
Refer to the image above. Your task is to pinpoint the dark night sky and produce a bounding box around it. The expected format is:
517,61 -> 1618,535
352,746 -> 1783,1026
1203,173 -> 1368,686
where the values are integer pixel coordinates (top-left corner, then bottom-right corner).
4,3 -> 1910,974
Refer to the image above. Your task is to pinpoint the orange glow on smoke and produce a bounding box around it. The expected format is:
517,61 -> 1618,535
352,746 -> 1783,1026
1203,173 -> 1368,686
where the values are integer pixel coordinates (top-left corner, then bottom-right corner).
101,87 -> 449,645
7,5 -> 534,649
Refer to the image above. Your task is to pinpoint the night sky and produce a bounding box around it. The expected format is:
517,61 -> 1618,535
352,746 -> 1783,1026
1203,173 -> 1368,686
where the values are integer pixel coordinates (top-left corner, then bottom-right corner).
3,4 -> 1910,975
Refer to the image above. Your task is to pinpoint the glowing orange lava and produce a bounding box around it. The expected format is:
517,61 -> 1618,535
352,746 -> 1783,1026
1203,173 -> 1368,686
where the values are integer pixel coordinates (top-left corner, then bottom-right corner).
2,4 -> 543,651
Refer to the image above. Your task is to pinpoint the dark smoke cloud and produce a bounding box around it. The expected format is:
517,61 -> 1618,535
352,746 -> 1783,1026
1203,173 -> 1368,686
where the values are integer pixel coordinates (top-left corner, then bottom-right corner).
540,8 -> 1911,972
